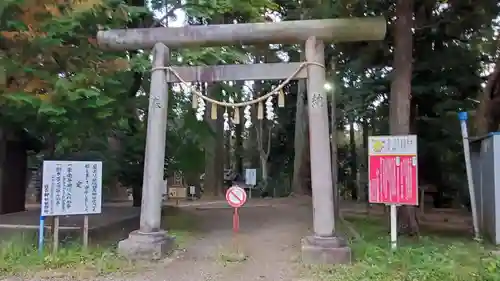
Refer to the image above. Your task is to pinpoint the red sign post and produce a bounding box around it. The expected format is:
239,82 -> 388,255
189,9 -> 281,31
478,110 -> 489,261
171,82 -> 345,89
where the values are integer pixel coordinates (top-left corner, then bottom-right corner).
226,185 -> 247,233
368,135 -> 418,249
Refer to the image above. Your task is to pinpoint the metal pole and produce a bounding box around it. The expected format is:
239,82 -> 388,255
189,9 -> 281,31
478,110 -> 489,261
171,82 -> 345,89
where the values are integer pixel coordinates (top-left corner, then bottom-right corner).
38,216 -> 45,254
458,111 -> 480,240
390,204 -> 397,250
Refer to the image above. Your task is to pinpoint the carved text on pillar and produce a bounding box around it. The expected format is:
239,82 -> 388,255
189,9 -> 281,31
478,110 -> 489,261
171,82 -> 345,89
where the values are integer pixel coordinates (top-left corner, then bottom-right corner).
311,93 -> 325,109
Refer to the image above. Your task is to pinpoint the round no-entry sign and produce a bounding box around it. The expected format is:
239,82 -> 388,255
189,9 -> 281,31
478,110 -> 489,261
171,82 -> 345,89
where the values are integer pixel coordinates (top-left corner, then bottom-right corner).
225,185 -> 247,208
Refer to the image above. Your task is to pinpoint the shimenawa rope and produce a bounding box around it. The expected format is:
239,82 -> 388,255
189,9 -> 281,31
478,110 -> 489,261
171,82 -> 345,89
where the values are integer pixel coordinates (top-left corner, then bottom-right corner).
151,61 -> 325,108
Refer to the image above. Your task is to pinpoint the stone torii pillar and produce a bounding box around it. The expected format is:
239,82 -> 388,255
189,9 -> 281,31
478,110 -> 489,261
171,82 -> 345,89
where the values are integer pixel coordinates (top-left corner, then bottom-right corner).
115,43 -> 173,259
97,18 -> 386,263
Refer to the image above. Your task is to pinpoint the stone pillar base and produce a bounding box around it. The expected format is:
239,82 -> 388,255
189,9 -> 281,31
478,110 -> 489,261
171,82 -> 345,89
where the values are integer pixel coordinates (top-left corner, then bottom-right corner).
117,230 -> 174,260
301,235 -> 352,264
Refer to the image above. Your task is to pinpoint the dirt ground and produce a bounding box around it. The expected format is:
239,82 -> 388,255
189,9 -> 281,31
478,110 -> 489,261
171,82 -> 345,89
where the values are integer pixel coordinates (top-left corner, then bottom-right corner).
105,199 -> 312,281
4,198 -> 472,281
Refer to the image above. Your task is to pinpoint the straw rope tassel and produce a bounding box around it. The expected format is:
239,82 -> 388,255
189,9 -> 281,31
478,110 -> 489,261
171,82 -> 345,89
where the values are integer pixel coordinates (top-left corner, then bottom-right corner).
233,107 -> 240,124
257,101 -> 264,120
192,93 -> 198,109
278,89 -> 285,107
211,103 -> 217,120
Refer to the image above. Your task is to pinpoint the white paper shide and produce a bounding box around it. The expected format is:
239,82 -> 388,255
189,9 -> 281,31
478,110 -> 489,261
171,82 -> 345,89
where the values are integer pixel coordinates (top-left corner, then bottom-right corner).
41,161 -> 103,216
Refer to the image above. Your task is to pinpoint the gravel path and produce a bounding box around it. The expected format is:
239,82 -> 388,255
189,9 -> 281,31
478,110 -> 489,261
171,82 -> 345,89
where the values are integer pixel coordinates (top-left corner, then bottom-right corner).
119,203 -> 311,281
15,200 -> 312,281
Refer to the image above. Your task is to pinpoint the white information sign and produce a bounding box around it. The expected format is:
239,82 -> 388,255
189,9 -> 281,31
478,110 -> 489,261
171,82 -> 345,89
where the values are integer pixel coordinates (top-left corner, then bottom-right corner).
368,135 -> 417,155
41,161 -> 103,216
245,168 -> 257,186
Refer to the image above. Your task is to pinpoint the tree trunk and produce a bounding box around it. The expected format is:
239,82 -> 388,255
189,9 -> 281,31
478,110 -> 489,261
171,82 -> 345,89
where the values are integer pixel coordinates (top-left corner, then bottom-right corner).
390,0 -> 419,235
256,112 -> 272,188
248,81 -> 263,169
329,84 -> 339,221
107,136 -> 129,202
126,0 -> 148,207
204,83 -> 225,197
336,120 -> 346,196
291,50 -> 309,195
234,84 -> 244,175
348,117 -> 358,201
260,155 -> 269,183
224,130 -> 231,170
360,117 -> 369,202
474,56 -> 500,135
0,128 -> 5,214
234,118 -> 243,174
248,108 -> 260,168
132,185 -> 142,207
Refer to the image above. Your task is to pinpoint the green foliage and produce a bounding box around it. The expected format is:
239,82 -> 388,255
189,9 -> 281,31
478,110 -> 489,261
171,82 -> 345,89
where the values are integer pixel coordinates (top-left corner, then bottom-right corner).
0,0 -> 219,189
317,0 -> 500,197
116,125 -> 146,188
0,0 -> 498,205
0,0 -> 149,150
180,0 -> 279,20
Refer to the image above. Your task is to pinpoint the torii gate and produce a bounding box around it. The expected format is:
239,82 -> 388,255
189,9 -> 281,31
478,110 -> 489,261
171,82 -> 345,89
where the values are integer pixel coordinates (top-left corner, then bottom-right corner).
97,17 -> 386,264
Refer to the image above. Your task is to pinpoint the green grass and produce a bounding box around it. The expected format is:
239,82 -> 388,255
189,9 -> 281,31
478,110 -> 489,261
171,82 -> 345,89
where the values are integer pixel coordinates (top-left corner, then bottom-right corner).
0,207 -> 200,278
218,248 -> 248,264
305,217 -> 500,281
0,236 -> 132,278
216,237 -> 249,264
161,206 -> 200,248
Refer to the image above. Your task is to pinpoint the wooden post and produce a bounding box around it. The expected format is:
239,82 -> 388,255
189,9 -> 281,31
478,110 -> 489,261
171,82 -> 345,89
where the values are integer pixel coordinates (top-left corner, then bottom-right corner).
50,216 -> 55,238
83,215 -> 89,249
52,216 -> 59,254
96,18 -> 386,50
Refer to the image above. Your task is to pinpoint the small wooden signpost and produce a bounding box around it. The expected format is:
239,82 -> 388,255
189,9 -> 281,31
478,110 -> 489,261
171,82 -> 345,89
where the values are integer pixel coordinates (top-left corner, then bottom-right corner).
245,168 -> 257,198
40,160 -> 103,254
167,171 -> 187,205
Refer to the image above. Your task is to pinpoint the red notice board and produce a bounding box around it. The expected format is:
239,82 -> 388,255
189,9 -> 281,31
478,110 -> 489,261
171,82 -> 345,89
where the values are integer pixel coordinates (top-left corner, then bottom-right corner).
368,135 -> 418,206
